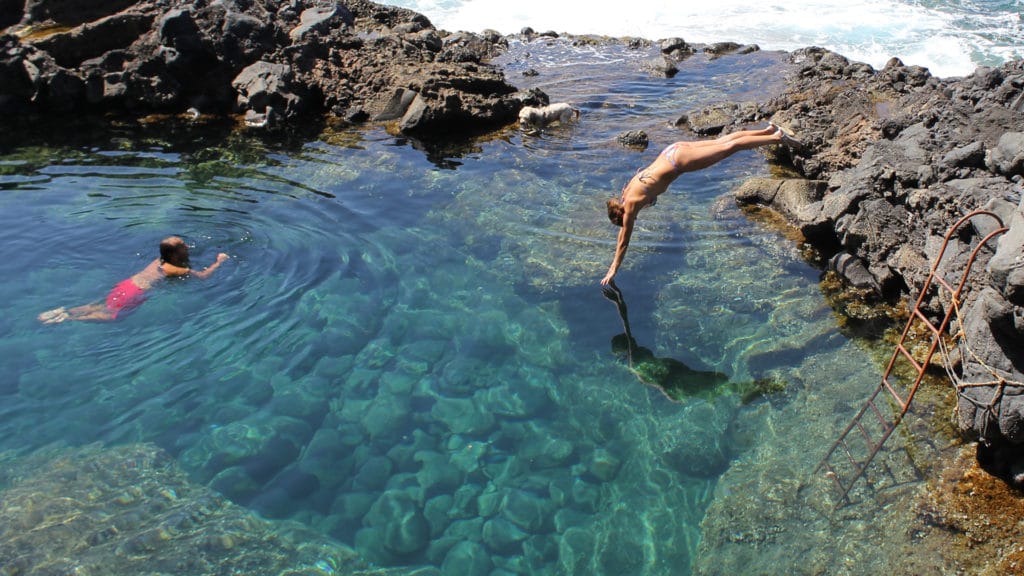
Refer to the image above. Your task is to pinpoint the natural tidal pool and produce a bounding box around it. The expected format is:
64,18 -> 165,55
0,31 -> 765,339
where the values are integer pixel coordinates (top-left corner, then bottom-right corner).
0,40 -> 953,575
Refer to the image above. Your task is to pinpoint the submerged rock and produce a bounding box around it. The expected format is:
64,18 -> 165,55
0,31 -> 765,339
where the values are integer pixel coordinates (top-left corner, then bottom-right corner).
441,540 -> 493,576
0,443 -> 370,575
365,489 -> 431,556
616,129 -> 648,149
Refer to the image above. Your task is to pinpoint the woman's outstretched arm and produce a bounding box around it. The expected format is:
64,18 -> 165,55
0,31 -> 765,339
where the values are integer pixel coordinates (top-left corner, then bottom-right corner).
601,208 -> 636,285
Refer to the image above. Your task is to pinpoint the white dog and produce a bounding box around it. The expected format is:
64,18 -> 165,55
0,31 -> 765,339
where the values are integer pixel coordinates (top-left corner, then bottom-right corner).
518,103 -> 580,132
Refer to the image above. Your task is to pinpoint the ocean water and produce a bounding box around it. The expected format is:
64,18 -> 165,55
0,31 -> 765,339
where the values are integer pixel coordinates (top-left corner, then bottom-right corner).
382,0 -> 1024,77
0,35 -> 962,576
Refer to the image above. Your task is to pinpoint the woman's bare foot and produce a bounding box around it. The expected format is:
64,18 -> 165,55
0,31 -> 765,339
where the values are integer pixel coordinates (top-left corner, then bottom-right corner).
38,307 -> 69,324
774,125 -> 804,149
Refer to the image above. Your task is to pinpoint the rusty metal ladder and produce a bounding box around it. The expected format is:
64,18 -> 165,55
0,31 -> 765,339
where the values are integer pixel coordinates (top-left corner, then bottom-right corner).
815,209 -> 1008,507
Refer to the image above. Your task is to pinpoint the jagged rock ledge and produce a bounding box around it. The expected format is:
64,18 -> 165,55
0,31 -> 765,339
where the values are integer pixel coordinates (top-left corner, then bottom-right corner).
733,48 -> 1024,477
0,0 -> 547,134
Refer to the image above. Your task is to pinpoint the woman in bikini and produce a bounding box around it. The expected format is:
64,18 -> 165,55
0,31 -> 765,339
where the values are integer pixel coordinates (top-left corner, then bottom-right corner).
601,123 -> 801,285
38,236 -> 230,323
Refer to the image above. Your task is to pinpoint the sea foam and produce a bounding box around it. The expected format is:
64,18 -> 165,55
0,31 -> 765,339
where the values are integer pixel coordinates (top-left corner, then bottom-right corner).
381,0 -> 1023,77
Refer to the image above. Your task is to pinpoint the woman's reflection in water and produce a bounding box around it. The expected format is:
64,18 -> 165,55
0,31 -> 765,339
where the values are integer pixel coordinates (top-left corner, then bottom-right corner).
601,281 -> 780,403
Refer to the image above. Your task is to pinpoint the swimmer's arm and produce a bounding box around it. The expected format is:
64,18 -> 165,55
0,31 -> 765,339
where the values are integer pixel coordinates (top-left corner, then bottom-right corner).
601,208 -> 636,285
191,253 -> 230,279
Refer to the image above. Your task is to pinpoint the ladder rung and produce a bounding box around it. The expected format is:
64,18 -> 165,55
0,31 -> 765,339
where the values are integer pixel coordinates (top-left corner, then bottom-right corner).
932,275 -> 956,295
912,308 -> 942,337
896,344 -> 923,374
854,420 -> 874,446
839,439 -> 858,467
881,374 -> 910,409
868,399 -> 889,429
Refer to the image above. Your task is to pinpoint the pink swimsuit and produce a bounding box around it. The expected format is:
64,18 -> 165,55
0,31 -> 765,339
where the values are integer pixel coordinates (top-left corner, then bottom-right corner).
105,278 -> 146,318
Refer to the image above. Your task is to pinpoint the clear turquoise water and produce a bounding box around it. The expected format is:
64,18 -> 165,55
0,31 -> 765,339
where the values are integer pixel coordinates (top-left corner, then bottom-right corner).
0,44 -> 911,574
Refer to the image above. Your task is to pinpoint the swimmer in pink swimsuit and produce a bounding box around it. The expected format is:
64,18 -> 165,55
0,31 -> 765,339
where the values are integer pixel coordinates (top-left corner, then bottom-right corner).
104,277 -> 149,319
38,236 -> 230,323
601,123 -> 803,285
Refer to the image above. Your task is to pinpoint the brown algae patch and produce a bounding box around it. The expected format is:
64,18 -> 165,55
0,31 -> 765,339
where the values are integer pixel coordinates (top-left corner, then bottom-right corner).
909,444 -> 1024,575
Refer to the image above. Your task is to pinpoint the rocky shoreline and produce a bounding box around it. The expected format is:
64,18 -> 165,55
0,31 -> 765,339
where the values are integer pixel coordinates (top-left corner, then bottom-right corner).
735,49 -> 1024,479
1,0 -> 538,134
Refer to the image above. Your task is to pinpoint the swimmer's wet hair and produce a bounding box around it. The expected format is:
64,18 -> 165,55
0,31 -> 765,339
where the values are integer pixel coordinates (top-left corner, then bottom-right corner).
160,236 -> 189,266
606,198 -> 624,227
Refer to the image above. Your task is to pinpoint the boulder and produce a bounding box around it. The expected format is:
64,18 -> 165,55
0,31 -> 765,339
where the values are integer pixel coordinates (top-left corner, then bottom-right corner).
684,101 -> 760,136
442,540 -> 493,576
289,4 -> 354,42
482,517 -> 529,554
617,130 -> 648,149
232,60 -> 305,121
642,55 -> 677,78
987,200 -> 1024,305
986,132 -> 1024,176
734,177 -> 781,206
500,488 -> 553,532
658,399 -> 736,478
364,490 -> 431,556
770,178 -> 828,222
956,288 -> 1024,444
829,252 -> 882,294
20,0 -> 139,28
659,37 -> 693,60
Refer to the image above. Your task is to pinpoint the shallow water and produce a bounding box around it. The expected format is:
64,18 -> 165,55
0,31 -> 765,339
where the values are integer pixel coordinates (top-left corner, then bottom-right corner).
0,41 -> 942,574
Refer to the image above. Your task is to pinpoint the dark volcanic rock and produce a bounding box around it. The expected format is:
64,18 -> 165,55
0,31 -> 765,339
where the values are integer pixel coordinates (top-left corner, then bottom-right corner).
617,129 -> 649,149
736,47 -> 1024,457
0,0 -> 528,136
682,101 -> 762,136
